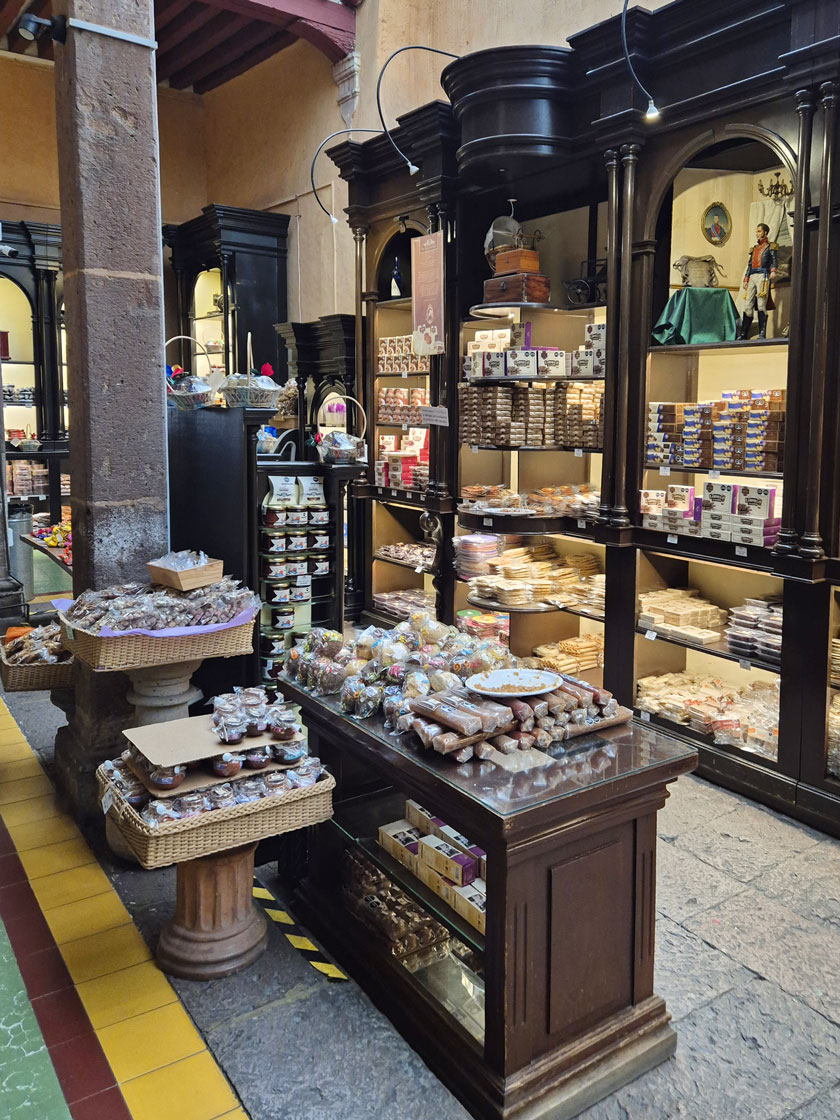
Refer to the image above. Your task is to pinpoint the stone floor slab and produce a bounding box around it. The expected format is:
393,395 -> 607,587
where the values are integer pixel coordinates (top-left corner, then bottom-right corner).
656,838 -> 746,922
685,889 -> 840,1027
790,1080 -> 840,1119
579,978 -> 840,1120
206,980 -> 471,1120
757,843 -> 840,934
657,775 -> 741,842
674,800 -> 824,883
654,916 -> 756,1023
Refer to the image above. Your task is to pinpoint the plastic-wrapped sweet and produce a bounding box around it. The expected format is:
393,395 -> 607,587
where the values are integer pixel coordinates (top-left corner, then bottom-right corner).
272,741 -> 307,763
423,655 -> 448,673
318,629 -> 344,657
297,755 -> 322,776
266,706 -> 300,741
215,716 -> 247,745
402,670 -> 431,699
140,800 -> 181,827
264,771 -> 291,795
284,645 -> 303,679
421,619 -> 450,646
147,764 -> 186,790
340,675 -> 365,714
243,745 -> 271,769
355,626 -> 385,660
212,752 -> 244,778
378,639 -> 409,667
449,649 -> 479,678
429,670 -> 461,693
356,684 -> 384,719
175,791 -> 210,818
234,776 -> 267,802
408,610 -> 432,633
385,662 -> 406,685
359,659 -> 384,682
207,784 -> 238,810
344,658 -> 368,678
393,629 -> 420,651
297,652 -> 320,689
311,659 -> 346,697
334,647 -> 355,667
288,768 -> 317,788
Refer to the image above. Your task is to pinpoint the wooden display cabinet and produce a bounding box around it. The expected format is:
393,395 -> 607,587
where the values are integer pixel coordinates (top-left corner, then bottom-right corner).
282,679 -> 696,1120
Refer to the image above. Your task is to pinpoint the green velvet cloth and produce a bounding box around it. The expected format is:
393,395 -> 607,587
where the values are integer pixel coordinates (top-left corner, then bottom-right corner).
651,286 -> 738,345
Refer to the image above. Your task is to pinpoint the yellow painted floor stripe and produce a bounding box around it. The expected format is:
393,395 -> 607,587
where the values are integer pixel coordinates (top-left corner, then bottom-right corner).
286,934 -> 318,952
251,886 -> 273,900
0,699 -> 242,1120
264,907 -> 295,925
309,961 -> 347,979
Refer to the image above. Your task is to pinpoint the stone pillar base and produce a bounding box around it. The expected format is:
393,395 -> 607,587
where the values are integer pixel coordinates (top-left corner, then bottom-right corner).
157,843 -> 268,980
126,659 -> 203,725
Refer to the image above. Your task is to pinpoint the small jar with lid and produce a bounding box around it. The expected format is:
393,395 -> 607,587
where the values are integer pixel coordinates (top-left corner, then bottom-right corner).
215,715 -> 246,745
261,507 -> 287,528
285,557 -> 309,577
260,630 -> 287,658
308,507 -> 329,526
308,530 -> 330,551
235,776 -> 267,802
261,657 -> 284,681
271,607 -> 294,631
289,584 -> 311,604
261,531 -> 286,554
261,556 -> 289,580
147,764 -> 186,791
243,744 -> 271,770
265,581 -> 291,604
309,556 -> 330,577
285,505 -> 308,527
176,791 -> 210,818
141,800 -> 181,827
207,784 -> 238,811
264,771 -> 291,795
286,529 -> 308,552
212,752 -> 244,778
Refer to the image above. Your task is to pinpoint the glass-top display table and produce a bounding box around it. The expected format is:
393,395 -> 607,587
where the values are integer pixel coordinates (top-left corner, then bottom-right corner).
279,677 -> 697,1120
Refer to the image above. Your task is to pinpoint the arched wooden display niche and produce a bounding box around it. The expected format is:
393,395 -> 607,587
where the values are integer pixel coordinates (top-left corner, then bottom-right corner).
374,227 -> 422,302
644,128 -> 796,338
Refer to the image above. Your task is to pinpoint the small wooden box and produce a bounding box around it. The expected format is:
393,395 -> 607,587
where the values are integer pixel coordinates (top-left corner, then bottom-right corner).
145,558 -> 224,591
483,272 -> 550,304
493,249 -> 541,276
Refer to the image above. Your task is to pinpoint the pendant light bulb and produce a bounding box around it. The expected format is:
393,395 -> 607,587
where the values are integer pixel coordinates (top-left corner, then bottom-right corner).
329,214 -> 338,225
645,98 -> 661,122
408,163 -> 419,175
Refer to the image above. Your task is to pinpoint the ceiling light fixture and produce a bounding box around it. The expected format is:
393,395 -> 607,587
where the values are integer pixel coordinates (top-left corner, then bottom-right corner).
17,12 -> 64,42
376,45 -> 460,175
310,128 -> 383,224
621,0 -> 660,123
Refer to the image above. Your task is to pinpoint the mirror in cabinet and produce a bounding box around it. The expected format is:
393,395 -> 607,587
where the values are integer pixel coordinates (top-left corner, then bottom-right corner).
634,550 -> 787,768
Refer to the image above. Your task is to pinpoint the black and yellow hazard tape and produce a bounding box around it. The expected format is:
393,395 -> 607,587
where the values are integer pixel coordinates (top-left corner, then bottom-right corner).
252,876 -> 348,982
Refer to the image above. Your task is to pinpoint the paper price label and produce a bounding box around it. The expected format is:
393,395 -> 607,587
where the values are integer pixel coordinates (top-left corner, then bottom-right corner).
414,565 -> 425,574
101,788 -> 114,816
709,470 -> 721,479
667,534 -> 678,544
377,486 -> 383,494
577,519 -> 587,528
401,371 -> 407,378
419,405 -> 450,427
640,711 -> 651,722
470,446 -> 478,454
401,423 -> 408,431
296,576 -> 312,587
645,630 -> 657,641
660,466 -> 671,477
391,488 -> 398,497
574,448 -> 583,458
483,517 -> 493,527
735,545 -> 748,557
739,659 -> 751,670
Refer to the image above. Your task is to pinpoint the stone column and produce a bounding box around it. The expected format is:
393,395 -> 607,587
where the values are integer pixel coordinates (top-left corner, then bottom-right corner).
52,0 -> 169,818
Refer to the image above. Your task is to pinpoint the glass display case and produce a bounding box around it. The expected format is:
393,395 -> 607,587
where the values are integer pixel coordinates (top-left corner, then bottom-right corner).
189,267 -> 234,381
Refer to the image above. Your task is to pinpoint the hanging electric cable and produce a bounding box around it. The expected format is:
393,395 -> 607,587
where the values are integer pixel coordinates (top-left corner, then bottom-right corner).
376,45 -> 461,173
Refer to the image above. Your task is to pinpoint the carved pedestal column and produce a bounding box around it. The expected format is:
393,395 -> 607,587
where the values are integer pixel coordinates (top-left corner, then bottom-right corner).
157,843 -> 268,980
125,659 -> 203,725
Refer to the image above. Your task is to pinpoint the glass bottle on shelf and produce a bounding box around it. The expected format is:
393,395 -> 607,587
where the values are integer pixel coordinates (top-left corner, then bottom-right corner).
390,258 -> 403,298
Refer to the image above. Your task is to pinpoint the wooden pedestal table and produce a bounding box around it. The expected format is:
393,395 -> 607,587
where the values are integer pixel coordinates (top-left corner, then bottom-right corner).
157,841 -> 267,980
125,658 -> 204,725
280,679 -> 697,1120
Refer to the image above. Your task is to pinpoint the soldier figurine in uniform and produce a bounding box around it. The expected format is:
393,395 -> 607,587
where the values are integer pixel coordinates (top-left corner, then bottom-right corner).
737,223 -> 777,340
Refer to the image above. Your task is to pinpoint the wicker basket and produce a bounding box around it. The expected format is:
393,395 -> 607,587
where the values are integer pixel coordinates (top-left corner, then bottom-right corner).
0,647 -> 73,692
221,380 -> 282,409
97,767 -> 335,868
165,336 -> 215,411
57,614 -> 255,672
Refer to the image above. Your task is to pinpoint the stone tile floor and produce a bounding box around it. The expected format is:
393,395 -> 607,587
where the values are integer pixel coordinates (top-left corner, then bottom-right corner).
7,689 -> 840,1120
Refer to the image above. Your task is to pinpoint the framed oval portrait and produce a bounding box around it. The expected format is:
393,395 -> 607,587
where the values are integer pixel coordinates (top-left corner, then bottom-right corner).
702,202 -> 732,247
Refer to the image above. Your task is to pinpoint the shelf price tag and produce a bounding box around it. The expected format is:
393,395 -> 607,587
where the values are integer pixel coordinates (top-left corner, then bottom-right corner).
660,466 -> 671,477
735,545 -> 748,557
574,448 -> 583,458
645,630 -> 657,641
577,518 -> 587,529
401,423 -> 408,431
391,488 -> 398,497
709,470 -> 721,479
738,658 -> 751,670
470,446 -> 478,454
667,534 -> 678,544
414,565 -> 425,574
296,575 -> 312,587
101,788 -> 114,816
419,405 -> 449,427
640,711 -> 651,722
483,517 -> 493,527
401,371 -> 408,379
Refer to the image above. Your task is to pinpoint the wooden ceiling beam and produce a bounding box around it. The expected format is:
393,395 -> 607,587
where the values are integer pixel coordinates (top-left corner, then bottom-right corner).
194,27 -> 295,92
203,0 -> 353,59
158,11 -> 247,83
0,0 -> 28,40
156,2 -> 219,56
154,0 -> 193,32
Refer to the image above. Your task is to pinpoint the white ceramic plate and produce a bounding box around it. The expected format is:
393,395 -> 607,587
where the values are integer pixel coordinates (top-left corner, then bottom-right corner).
466,668 -> 560,699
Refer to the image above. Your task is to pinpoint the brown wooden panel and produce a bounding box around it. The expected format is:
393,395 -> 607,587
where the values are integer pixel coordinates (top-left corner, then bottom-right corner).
158,12 -> 246,83
547,822 -> 634,1041
155,1 -> 217,56
633,812 -> 657,1003
194,28 -> 294,92
155,0 -> 193,31
0,0 -> 25,39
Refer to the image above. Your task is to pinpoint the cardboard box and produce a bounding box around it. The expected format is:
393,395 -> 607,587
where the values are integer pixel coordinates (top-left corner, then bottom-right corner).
639,489 -> 666,515
378,820 -> 423,871
438,824 -> 485,864
415,858 -> 456,906
418,834 -> 477,886
735,486 -> 776,518
451,881 -> 487,934
505,349 -> 538,378
510,322 -> 532,349
404,800 -> 445,835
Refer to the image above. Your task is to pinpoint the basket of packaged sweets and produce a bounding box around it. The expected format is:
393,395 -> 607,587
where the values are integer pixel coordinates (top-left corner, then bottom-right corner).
0,623 -> 73,691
